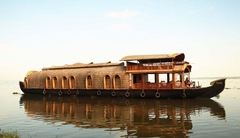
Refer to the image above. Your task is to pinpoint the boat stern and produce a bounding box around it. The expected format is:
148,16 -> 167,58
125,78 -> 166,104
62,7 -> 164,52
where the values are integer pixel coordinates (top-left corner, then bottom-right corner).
19,81 -> 25,92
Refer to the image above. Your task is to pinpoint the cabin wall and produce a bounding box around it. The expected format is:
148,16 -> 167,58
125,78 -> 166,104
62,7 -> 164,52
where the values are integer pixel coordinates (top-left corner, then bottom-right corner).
25,65 -> 129,89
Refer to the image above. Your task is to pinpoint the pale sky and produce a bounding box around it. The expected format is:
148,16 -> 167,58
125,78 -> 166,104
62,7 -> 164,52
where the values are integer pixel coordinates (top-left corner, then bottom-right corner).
0,0 -> 240,81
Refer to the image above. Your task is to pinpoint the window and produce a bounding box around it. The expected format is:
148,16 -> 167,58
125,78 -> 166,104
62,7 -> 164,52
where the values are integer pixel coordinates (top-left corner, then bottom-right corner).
114,75 -> 121,89
174,73 -> 182,88
46,77 -> 51,88
148,74 -> 155,83
69,76 -> 76,89
52,77 -> 58,89
105,75 -> 111,89
62,76 -> 68,89
133,74 -> 141,83
86,75 -> 92,89
159,74 -> 167,83
175,74 -> 181,82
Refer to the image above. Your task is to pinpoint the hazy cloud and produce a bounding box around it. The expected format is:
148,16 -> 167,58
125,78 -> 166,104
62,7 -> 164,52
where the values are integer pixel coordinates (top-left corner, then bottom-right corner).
104,10 -> 140,18
110,24 -> 130,30
187,6 -> 214,15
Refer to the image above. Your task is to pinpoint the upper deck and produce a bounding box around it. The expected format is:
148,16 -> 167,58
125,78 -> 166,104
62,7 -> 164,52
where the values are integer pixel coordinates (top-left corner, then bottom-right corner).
125,61 -> 190,73
121,53 -> 191,73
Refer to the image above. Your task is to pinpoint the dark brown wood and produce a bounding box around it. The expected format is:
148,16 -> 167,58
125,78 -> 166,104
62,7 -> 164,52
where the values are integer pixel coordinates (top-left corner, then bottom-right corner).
20,78 -> 226,99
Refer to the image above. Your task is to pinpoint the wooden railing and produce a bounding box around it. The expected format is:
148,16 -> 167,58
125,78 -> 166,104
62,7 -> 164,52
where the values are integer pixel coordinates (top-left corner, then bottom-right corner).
132,83 -> 173,89
126,64 -> 173,71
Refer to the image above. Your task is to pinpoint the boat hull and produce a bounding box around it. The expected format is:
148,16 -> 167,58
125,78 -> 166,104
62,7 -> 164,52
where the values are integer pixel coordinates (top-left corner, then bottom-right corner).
19,78 -> 226,99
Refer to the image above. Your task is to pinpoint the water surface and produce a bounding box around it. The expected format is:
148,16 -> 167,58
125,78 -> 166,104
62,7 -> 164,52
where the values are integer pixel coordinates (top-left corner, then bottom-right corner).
0,78 -> 239,138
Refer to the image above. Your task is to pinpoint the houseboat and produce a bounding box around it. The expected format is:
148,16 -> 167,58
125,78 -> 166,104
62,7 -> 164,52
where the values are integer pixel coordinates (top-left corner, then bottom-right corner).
19,53 -> 226,99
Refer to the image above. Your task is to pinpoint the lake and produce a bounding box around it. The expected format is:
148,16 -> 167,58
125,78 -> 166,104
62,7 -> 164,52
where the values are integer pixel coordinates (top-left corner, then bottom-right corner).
0,78 -> 239,138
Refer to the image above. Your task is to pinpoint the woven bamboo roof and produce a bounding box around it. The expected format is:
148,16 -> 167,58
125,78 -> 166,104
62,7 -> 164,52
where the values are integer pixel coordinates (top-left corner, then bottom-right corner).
120,53 -> 185,62
42,62 -> 124,70
28,65 -> 125,79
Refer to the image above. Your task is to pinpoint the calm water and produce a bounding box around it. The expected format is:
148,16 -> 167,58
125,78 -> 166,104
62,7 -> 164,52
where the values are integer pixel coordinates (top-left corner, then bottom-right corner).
0,78 -> 240,138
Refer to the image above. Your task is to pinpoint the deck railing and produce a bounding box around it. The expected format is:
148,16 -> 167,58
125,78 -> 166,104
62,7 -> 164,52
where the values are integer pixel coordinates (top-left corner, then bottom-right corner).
126,61 -> 187,71
132,82 -> 173,89
126,63 -> 174,71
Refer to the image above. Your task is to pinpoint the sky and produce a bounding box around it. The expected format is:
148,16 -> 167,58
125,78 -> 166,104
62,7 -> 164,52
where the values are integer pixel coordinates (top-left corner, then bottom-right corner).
0,0 -> 240,81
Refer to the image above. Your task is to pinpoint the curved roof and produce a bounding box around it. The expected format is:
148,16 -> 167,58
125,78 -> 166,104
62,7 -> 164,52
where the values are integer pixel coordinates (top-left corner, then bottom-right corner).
120,53 -> 185,62
42,62 -> 124,70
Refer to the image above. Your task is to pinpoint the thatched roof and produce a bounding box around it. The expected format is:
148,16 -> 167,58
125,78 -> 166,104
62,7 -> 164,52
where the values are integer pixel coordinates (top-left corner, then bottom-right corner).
25,70 -> 38,78
26,64 -> 129,89
120,53 -> 185,62
42,62 -> 124,70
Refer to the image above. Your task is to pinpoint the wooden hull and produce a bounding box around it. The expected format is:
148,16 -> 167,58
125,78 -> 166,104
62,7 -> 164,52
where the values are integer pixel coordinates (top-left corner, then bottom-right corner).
19,78 -> 226,99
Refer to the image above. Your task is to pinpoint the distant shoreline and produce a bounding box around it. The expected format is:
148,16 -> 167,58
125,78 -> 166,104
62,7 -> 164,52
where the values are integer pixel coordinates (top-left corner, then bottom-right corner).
0,76 -> 240,82
192,76 -> 240,79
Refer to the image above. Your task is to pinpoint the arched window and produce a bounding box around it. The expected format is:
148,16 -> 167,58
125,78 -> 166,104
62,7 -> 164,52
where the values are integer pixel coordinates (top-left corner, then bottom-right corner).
62,76 -> 68,89
69,76 -> 76,89
104,75 -> 111,89
52,77 -> 58,89
86,75 -> 92,89
46,77 -> 51,89
114,75 -> 121,89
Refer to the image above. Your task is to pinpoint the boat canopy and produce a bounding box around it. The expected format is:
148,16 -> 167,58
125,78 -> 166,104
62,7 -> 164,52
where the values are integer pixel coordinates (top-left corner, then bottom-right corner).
120,53 -> 185,63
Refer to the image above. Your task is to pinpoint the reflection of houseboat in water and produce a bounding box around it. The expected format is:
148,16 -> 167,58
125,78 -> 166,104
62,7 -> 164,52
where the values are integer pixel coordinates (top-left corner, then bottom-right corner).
19,53 -> 226,99
20,95 -> 225,137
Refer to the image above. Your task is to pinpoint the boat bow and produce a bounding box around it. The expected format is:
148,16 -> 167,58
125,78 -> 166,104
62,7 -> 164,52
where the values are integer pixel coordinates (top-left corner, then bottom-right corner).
199,78 -> 226,98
